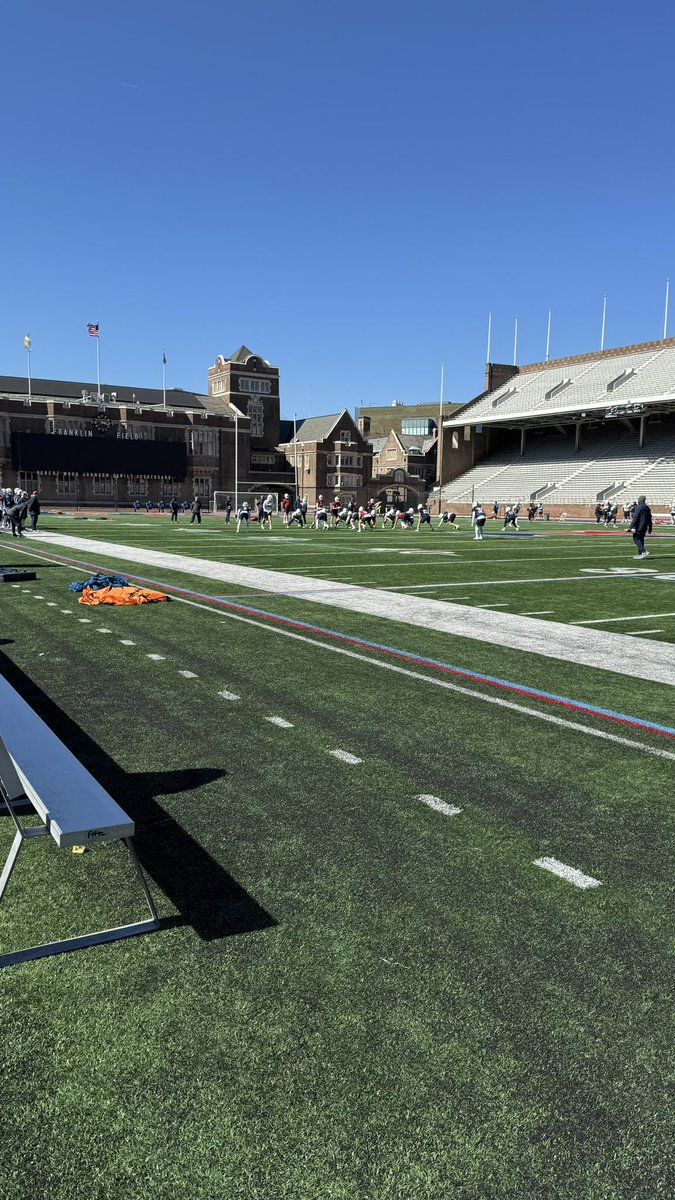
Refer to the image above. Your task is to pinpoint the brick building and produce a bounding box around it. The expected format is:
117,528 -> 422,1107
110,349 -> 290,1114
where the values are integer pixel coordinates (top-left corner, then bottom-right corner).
278,410 -> 374,506
0,345 -> 295,508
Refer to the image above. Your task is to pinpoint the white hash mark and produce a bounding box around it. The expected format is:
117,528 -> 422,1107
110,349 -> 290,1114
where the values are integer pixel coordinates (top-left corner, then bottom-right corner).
534,857 -> 602,889
417,794 -> 462,817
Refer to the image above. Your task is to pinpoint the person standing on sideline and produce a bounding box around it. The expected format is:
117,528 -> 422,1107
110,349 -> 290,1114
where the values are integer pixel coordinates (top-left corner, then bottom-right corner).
225,497 -> 232,524
27,490 -> 40,531
170,497 -> 179,523
474,504 -> 487,540
190,496 -> 202,525
630,495 -> 652,559
669,499 -> 675,525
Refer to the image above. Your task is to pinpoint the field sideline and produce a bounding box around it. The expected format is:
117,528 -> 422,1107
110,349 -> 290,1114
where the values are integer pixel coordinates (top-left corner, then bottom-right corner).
0,514 -> 673,1200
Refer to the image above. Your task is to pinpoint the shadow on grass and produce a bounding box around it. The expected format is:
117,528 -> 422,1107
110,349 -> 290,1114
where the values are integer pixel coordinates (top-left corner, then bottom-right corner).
0,650 -> 276,942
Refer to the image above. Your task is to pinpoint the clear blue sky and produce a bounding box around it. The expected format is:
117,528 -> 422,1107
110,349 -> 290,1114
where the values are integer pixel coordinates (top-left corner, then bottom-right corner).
2,0 -> 674,418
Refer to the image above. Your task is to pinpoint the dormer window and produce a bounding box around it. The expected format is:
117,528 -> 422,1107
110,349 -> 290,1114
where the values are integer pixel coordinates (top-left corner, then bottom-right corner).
607,369 -> 636,392
491,387 -> 517,407
545,378 -> 571,401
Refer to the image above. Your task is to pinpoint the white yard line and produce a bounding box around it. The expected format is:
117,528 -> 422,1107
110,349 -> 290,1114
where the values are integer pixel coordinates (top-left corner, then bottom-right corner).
147,654 -> 165,661
96,628 -> 113,633
179,670 -> 198,678
217,689 -> 240,701
46,602 -> 57,607
574,612 -> 675,625
20,532 -> 675,685
329,749 -> 362,765
60,609 -> 73,614
521,610 -> 554,616
417,794 -> 462,817
625,629 -> 665,636
265,716 -> 294,728
533,857 -> 602,889
120,639 -> 136,646
475,602 -> 509,607
77,618 -> 91,623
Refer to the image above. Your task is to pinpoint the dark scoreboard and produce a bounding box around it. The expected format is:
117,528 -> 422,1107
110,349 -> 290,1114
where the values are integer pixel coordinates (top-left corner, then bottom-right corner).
11,432 -> 188,479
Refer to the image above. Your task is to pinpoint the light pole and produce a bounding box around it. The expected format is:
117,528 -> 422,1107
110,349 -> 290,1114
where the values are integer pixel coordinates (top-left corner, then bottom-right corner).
228,403 -> 245,514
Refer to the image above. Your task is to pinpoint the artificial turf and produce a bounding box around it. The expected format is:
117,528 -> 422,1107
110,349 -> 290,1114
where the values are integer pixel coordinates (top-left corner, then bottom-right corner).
0,516 -> 673,1199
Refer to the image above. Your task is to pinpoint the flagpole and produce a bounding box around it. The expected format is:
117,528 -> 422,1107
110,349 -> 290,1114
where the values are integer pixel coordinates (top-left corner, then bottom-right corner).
486,312 -> 492,362
437,363 -> 445,505
513,317 -> 518,366
664,279 -> 670,340
25,335 -> 32,400
600,296 -> 607,351
293,414 -> 298,499
162,351 -> 167,409
546,309 -> 552,362
96,328 -> 101,398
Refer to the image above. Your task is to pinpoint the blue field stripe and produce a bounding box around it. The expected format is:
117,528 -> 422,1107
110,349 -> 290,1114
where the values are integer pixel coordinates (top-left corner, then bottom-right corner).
18,544 -> 675,741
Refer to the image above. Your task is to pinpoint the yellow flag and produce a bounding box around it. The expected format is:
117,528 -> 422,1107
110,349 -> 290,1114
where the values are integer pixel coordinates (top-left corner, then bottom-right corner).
24,334 -> 31,351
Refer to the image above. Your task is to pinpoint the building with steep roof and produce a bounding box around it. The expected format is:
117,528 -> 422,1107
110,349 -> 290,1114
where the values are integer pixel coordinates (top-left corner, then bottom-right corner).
278,410 -> 374,505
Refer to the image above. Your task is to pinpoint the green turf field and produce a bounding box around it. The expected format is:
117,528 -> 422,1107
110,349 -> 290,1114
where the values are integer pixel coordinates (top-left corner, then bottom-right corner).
0,514 -> 673,1200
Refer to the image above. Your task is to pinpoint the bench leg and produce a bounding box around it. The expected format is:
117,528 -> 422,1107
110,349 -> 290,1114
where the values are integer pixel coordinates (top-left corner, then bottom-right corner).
124,837 -> 159,924
0,836 -> 160,968
0,830 -> 23,903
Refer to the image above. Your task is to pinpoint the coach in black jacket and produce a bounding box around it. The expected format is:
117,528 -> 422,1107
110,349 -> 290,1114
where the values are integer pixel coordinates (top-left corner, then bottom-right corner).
27,491 -> 40,531
630,495 -> 652,559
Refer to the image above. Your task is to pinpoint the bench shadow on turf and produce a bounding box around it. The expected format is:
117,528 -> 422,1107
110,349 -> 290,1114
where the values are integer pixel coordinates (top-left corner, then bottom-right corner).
0,649 -> 277,943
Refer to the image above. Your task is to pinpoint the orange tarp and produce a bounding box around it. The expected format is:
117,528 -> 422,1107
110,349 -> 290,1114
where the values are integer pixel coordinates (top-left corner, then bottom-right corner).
79,585 -> 169,605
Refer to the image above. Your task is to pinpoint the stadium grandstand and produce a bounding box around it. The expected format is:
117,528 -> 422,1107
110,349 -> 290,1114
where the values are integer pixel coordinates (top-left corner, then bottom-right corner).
439,337 -> 675,515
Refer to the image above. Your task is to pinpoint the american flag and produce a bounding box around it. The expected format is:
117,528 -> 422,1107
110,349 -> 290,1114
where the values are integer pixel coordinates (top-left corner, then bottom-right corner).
87,323 -> 99,337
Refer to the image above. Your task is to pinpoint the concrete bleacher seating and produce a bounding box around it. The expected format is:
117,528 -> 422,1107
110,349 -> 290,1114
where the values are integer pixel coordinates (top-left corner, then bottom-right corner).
443,424 -> 675,506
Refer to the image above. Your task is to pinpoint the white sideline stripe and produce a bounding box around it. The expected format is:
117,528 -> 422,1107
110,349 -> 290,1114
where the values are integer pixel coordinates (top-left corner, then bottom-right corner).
21,589 -> 31,592
147,653 -> 165,661
265,716 -> 294,728
521,610 -> 554,615
179,670 -> 198,678
77,618 -> 91,623
120,639 -> 136,646
34,595 -> 44,599
97,628 -> 113,633
418,794 -> 462,817
46,602 -> 57,607
625,629 -> 665,636
476,602 -> 508,607
330,749 -> 362,765
534,857 -> 602,889
168,604 -> 675,764
575,611 -> 675,625
11,583 -> 20,587
60,609 -> 73,614
31,531 -> 675,685
217,689 -> 240,701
